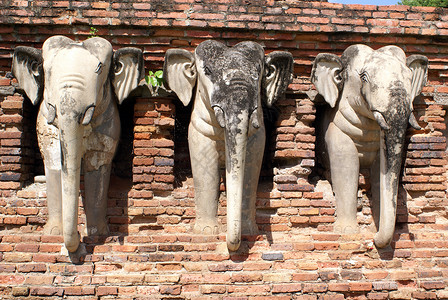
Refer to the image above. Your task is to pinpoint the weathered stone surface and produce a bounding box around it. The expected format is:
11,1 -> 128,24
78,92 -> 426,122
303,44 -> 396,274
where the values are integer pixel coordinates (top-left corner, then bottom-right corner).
311,44 -> 428,249
11,36 -> 143,255
164,40 -> 293,251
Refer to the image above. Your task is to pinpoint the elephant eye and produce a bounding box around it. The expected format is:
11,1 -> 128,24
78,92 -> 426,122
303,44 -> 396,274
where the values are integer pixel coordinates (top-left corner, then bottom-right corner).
30,61 -> 40,76
95,62 -> 103,75
359,71 -> 369,83
203,65 -> 212,76
114,62 -> 123,75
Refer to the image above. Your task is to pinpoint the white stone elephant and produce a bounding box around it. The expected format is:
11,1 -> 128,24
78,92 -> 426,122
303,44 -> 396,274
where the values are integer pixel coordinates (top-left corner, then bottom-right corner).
164,40 -> 293,251
12,36 -> 143,254
311,44 -> 428,248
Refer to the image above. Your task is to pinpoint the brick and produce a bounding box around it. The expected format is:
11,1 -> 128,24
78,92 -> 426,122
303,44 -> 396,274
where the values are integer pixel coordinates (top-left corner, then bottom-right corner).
299,208 -> 319,215
32,253 -> 57,263
180,274 -> 203,284
261,252 -> 284,261
412,291 -> 438,299
303,283 -> 328,293
17,263 -> 47,272
319,271 -> 339,281
144,274 -> 180,283
231,273 -> 263,283
201,285 -> 226,294
243,262 -> 272,271
208,263 -> 243,272
341,270 -> 363,280
314,242 -> 338,250
328,283 -> 350,292
390,270 -> 416,280
3,252 -> 32,262
227,284 -> 271,295
64,286 -> 95,296
160,285 -> 181,295
12,287 -> 29,297
30,287 -> 63,297
350,282 -> 373,292
97,286 -> 118,296
296,261 -> 319,271
368,293 -> 390,300
157,263 -> 182,271
365,271 -> 389,280
0,114 -> 23,123
24,275 -> 54,285
263,273 -> 292,282
107,275 -> 145,284
0,274 -> 25,285
15,243 -> 39,252
420,281 -> 445,290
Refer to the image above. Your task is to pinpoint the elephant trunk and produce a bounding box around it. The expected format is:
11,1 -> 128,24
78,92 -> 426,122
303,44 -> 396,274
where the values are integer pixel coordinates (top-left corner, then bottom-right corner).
60,120 -> 83,253
374,125 -> 406,248
224,113 -> 249,252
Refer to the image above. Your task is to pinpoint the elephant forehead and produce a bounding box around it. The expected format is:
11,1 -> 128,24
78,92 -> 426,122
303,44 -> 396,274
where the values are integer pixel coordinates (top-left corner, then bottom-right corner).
82,37 -> 113,62
376,45 -> 406,63
364,54 -> 411,81
196,41 -> 264,70
196,40 -> 227,60
232,41 -> 264,61
341,44 -> 373,67
43,42 -> 111,71
45,47 -> 102,75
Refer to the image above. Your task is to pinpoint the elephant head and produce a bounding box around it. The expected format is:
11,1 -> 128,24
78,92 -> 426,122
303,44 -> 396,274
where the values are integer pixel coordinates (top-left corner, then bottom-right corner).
311,44 -> 428,248
12,36 -> 143,253
164,40 -> 293,251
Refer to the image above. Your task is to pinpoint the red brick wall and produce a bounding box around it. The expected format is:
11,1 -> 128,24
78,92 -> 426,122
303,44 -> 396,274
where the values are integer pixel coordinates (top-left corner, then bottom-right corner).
0,0 -> 448,298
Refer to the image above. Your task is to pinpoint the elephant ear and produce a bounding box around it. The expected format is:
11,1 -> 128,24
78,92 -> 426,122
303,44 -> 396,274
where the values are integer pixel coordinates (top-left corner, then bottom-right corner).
311,53 -> 343,108
11,46 -> 43,105
263,51 -> 294,107
163,49 -> 197,106
407,55 -> 428,102
113,47 -> 144,104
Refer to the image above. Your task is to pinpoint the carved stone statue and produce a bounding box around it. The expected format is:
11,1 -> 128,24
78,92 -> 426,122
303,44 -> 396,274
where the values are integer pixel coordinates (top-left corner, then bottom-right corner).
311,44 -> 428,248
12,36 -> 143,254
164,40 -> 293,251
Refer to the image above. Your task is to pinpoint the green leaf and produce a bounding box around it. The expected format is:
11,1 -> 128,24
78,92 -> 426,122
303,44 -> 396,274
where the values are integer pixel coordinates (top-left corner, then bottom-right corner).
154,70 -> 163,78
398,0 -> 448,7
88,27 -> 98,39
149,76 -> 158,87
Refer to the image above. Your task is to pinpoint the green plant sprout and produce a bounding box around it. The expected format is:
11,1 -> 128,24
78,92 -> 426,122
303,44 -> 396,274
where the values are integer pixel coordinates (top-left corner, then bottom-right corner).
88,27 -> 98,38
146,70 -> 164,87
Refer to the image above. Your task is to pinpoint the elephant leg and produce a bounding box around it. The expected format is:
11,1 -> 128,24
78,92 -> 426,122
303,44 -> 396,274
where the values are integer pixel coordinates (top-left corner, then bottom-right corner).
241,128 -> 265,235
189,126 -> 221,235
326,123 -> 359,234
83,164 -> 111,236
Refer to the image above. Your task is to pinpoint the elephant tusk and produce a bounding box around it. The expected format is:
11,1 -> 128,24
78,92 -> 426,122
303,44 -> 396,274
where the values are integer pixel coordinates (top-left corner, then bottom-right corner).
81,105 -> 96,125
408,113 -> 422,130
373,111 -> 390,131
47,103 -> 56,125
213,106 -> 226,128
250,110 -> 260,129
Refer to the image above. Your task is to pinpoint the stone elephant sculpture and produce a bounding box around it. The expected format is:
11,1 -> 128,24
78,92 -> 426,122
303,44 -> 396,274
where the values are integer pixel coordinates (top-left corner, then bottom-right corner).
164,40 -> 293,251
12,36 -> 144,254
311,44 -> 428,248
